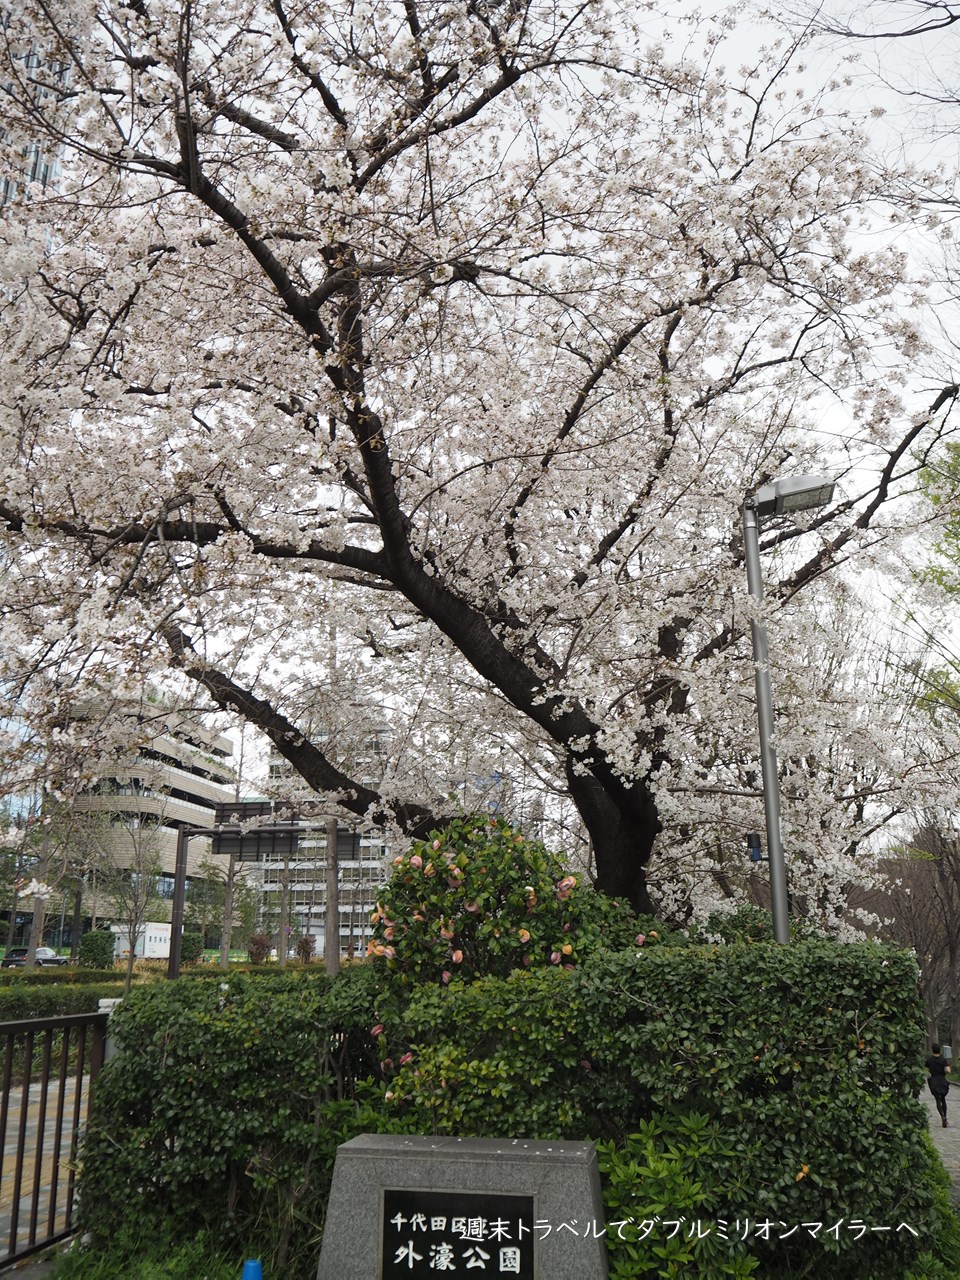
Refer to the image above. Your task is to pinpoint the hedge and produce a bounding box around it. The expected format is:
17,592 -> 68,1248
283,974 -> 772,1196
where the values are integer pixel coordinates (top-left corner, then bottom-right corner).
74,944 -> 960,1279
378,941 -> 952,1278
76,967 -> 384,1276
0,982 -> 126,1021
0,968 -> 119,987
78,929 -> 117,969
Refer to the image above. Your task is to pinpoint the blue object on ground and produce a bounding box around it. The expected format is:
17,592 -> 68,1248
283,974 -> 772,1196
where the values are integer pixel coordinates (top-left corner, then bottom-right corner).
241,1261 -> 263,1280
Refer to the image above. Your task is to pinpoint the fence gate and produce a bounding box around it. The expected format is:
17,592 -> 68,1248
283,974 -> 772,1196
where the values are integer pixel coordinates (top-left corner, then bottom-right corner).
0,1012 -> 108,1267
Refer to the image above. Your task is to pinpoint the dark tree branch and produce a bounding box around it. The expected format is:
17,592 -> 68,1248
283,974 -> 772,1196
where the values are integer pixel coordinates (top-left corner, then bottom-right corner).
160,622 -> 442,835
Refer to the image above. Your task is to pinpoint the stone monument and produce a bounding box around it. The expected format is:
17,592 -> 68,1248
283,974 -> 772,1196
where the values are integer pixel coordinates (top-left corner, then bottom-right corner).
317,1133 -> 609,1278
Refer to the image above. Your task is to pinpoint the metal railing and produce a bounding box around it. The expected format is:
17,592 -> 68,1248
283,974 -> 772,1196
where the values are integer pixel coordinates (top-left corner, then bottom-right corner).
0,1012 -> 108,1267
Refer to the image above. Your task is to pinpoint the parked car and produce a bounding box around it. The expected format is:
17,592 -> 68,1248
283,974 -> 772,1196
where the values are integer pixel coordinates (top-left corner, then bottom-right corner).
1,946 -> 70,968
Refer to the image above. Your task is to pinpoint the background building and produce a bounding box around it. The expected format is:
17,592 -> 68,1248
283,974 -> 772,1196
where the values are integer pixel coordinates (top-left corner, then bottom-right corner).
72,710 -> 238,904
258,739 -> 390,958
256,822 -> 389,958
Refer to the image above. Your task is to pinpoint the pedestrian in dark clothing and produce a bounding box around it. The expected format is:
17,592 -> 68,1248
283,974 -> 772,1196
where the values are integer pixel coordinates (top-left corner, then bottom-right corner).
926,1043 -> 951,1127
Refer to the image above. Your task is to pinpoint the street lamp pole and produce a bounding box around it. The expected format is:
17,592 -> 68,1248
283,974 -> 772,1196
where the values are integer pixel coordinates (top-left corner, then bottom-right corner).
742,474 -> 835,945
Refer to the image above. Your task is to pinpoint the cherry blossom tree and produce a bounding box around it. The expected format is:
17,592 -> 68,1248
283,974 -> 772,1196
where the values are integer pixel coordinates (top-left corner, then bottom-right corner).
1,2 -> 957,918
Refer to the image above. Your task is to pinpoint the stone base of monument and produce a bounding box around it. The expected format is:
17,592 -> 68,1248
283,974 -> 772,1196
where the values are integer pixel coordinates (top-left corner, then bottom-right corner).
317,1134 -> 609,1279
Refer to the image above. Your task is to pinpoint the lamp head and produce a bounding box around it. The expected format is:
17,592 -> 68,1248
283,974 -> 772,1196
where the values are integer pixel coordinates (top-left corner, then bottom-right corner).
749,474 -> 835,517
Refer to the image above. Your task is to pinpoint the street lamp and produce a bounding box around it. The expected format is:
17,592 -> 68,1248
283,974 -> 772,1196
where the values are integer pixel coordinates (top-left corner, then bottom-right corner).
742,473 -> 835,944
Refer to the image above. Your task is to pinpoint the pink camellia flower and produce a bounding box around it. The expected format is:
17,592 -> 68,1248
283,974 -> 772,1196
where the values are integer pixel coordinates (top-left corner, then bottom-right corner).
563,964 -> 575,970
556,875 -> 577,900
635,933 -> 646,946
522,954 -> 532,967
371,1024 -> 385,1038
400,1052 -> 415,1066
465,900 -> 480,913
409,854 -> 423,869
383,927 -> 394,940
370,910 -> 380,924
432,839 -> 441,850
562,922 -> 571,933
580,1060 -> 592,1071
451,949 -> 463,964
392,855 -> 404,866
381,1058 -> 394,1071
440,925 -> 454,940
550,951 -> 562,964
518,928 -> 531,943
382,946 -> 396,959
441,970 -> 452,984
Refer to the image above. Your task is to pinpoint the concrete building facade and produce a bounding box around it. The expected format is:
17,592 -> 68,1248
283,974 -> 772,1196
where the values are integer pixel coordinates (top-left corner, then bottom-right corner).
73,711 -> 238,900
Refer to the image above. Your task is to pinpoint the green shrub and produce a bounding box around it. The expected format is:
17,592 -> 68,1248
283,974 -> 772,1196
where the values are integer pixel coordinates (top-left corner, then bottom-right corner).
598,1113 -> 760,1277
377,941 -> 953,1278
0,982 -> 125,1021
51,1228 -> 238,1280
180,932 -> 204,965
901,1134 -> 960,1279
689,904 -> 823,945
368,813 -> 643,989
0,966 -> 118,986
73,936 -> 960,1280
78,930 -> 117,969
77,966 -> 383,1276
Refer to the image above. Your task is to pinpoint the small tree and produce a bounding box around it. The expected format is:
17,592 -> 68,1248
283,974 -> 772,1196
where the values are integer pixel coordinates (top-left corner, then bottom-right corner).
232,876 -> 260,950
185,858 -> 227,948
295,934 -> 316,964
101,820 -> 165,993
246,934 -> 272,966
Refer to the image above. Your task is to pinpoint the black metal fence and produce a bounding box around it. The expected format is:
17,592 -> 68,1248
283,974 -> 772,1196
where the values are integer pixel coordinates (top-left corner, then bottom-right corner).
0,1012 -> 108,1267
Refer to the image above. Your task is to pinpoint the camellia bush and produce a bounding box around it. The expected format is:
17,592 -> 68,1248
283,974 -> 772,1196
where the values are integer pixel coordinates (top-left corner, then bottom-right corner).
367,813 -> 653,989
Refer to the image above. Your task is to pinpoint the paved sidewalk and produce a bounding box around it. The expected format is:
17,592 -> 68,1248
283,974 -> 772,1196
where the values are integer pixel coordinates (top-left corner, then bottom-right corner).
922,1090 -> 960,1207
0,1256 -> 57,1277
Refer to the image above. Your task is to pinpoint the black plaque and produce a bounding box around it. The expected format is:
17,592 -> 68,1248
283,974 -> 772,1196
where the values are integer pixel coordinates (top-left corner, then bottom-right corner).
382,1188 -> 534,1277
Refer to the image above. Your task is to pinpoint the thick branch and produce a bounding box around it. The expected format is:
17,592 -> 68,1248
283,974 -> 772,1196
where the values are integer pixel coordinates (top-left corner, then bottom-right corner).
161,623 -> 441,836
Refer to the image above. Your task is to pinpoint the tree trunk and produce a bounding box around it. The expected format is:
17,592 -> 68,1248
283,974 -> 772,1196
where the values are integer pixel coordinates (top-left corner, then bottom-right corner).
6,890 -> 18,951
278,857 -> 289,968
565,765 -> 659,914
24,894 -> 47,973
219,851 -> 236,971
69,883 -> 83,962
325,818 -> 340,978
